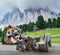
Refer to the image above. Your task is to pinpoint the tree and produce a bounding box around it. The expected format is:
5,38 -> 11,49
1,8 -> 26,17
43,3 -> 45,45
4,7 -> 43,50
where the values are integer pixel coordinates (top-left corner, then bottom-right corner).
18,24 -> 28,32
18,25 -> 23,29
28,22 -> 35,32
22,24 -> 28,32
36,15 -> 45,29
1,29 -> 6,42
57,17 -> 60,28
44,21 -> 48,29
0,29 -> 2,37
48,18 -> 52,28
52,18 -> 57,28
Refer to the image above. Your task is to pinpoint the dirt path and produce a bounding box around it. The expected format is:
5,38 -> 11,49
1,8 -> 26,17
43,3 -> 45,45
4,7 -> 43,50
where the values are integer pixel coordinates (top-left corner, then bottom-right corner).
0,44 -> 60,55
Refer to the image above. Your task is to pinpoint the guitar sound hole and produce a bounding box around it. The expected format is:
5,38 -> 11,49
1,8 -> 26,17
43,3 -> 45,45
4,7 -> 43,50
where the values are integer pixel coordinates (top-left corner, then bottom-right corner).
14,33 -> 19,36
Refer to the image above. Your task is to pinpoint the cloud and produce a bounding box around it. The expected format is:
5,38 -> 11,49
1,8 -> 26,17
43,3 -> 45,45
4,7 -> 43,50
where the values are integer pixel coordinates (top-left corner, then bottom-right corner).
0,0 -> 60,11
0,0 -> 60,18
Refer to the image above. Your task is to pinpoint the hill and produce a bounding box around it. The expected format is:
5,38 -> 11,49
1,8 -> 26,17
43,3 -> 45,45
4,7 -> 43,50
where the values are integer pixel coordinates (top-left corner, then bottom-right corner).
28,28 -> 60,44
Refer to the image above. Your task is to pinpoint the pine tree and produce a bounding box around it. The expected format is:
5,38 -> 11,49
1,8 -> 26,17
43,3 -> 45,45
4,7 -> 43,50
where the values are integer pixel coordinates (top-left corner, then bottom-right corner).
52,18 -> 57,28
48,18 -> 52,28
36,15 -> 44,29
57,17 -> 60,28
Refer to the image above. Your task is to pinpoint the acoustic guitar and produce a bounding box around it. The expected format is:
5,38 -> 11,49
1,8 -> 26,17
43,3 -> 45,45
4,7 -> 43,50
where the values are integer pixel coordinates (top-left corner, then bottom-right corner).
10,36 -> 20,43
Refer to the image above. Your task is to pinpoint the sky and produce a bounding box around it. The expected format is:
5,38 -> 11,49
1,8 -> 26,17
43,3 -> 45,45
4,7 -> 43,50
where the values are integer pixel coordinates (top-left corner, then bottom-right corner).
0,0 -> 60,20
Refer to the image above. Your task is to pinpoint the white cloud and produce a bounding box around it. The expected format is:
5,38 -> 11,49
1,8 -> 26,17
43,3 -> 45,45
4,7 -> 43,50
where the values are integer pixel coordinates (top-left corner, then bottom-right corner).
0,0 -> 60,18
0,0 -> 60,11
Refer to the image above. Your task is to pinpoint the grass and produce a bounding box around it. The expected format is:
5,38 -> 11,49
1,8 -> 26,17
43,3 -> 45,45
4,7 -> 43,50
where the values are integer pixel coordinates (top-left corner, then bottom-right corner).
52,36 -> 60,44
28,28 -> 60,36
28,28 -> 60,44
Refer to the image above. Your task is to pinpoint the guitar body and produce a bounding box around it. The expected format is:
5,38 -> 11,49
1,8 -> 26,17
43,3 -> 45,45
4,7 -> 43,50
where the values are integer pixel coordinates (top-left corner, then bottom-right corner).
10,37 -> 17,44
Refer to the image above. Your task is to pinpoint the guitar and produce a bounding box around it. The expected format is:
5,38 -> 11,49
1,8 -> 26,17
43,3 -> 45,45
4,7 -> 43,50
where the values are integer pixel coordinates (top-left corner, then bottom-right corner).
10,36 -> 20,43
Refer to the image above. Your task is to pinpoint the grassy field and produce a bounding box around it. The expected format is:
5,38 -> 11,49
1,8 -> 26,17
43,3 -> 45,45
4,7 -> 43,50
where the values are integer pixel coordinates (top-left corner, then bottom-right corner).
28,28 -> 60,44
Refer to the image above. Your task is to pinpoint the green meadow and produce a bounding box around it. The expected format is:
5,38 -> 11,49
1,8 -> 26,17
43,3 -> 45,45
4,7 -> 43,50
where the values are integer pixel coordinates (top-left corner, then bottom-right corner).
28,28 -> 60,44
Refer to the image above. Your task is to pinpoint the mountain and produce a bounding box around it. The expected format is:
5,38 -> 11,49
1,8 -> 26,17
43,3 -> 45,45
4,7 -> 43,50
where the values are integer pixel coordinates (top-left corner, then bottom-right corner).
0,7 -> 58,29
24,7 -> 57,22
0,8 -> 24,26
